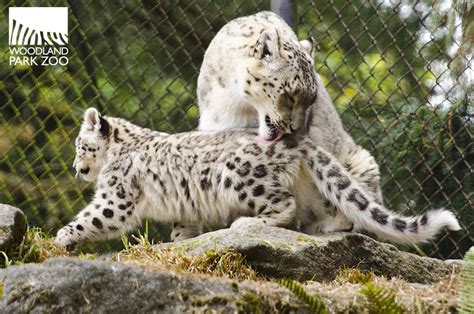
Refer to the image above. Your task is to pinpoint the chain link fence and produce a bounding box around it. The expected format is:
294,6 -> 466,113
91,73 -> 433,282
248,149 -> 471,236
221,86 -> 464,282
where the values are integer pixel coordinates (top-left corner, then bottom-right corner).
0,0 -> 472,258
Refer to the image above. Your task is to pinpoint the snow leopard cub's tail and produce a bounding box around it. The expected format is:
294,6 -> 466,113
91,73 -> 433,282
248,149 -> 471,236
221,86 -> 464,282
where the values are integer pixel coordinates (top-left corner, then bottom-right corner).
306,145 -> 461,244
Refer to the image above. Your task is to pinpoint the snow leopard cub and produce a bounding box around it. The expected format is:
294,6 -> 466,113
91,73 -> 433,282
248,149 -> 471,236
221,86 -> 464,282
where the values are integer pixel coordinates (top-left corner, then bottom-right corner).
54,108 -> 460,248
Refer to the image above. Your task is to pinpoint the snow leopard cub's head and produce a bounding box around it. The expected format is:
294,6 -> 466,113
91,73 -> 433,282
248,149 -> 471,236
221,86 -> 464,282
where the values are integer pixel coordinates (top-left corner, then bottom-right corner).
73,108 -> 109,182
245,28 -> 318,140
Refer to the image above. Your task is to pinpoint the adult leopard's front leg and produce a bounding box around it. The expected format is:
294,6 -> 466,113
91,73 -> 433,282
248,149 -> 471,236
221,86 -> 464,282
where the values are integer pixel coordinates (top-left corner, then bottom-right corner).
55,185 -> 141,248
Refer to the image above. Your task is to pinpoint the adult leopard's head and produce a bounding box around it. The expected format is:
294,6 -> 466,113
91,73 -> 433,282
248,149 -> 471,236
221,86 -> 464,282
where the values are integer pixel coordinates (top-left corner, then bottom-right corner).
73,108 -> 110,181
245,28 -> 318,140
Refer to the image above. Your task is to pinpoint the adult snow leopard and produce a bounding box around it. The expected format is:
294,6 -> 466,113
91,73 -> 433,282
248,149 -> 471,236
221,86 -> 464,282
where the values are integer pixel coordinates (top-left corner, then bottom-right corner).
195,11 -> 384,237
54,108 -> 460,248
197,11 -> 317,141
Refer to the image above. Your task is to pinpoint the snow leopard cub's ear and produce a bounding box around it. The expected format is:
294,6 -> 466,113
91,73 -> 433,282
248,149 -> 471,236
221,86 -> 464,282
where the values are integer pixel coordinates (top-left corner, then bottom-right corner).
83,107 -> 109,136
299,36 -> 314,55
254,28 -> 280,59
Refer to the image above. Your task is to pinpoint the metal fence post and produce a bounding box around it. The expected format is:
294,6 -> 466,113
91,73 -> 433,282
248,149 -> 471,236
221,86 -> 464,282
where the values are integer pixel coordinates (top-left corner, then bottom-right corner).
271,0 -> 297,30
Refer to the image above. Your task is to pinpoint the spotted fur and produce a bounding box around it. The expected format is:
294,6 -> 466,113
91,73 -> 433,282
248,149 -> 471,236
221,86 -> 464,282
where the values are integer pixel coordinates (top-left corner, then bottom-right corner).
196,11 -> 385,236
54,108 -> 460,248
197,11 -> 317,140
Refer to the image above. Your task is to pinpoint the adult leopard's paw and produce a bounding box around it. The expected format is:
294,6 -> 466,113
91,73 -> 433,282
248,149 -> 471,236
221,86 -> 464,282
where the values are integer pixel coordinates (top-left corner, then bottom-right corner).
230,217 -> 265,230
170,223 -> 202,242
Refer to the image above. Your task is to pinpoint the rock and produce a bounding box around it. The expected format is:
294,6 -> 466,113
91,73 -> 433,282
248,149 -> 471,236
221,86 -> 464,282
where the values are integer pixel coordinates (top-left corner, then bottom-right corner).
0,204 -> 27,252
0,258 -> 311,313
0,226 -> 462,312
159,225 -> 459,284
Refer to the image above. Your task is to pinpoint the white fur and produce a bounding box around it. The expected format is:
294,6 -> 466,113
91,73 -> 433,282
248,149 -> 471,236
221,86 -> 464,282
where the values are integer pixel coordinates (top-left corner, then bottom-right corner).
196,11 -> 384,237
55,111 -> 460,247
197,11 -> 317,140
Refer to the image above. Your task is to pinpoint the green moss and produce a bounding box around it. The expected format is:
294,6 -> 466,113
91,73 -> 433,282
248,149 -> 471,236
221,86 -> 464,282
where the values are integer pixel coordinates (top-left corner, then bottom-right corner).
271,240 -> 293,250
336,267 -> 375,284
295,235 -> 318,246
260,240 -> 275,249
236,290 -> 272,314
78,253 -> 98,260
260,239 -> 292,250
176,236 -> 218,251
190,295 -> 230,307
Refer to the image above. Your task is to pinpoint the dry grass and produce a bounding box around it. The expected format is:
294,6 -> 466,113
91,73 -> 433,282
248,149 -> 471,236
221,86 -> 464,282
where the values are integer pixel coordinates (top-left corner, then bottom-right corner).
2,227 -> 70,266
115,242 -> 257,281
305,267 -> 461,313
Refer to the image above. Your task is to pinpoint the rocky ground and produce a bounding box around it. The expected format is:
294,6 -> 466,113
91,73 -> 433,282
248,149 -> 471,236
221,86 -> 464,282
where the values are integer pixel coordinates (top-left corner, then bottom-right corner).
0,204 -> 469,313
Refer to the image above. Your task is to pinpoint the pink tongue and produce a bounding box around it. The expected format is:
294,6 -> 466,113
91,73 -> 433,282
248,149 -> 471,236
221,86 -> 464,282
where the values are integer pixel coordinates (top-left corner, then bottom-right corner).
255,130 -> 284,143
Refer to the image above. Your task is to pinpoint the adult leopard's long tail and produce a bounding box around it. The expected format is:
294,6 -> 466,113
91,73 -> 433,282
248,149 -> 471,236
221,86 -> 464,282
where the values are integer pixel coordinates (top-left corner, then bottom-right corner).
306,146 -> 461,244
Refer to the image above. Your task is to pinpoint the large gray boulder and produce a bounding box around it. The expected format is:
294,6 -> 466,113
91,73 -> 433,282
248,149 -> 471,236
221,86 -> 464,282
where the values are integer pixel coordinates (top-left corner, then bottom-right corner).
160,225 -> 459,284
0,226 -> 462,312
0,204 -> 27,252
0,258 -> 311,313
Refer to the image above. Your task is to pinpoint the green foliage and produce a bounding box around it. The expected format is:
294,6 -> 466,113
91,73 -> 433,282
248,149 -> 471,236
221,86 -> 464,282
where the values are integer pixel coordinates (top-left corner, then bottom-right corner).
278,279 -> 328,313
121,219 -> 152,250
132,219 -> 152,246
461,247 -> 474,313
360,282 -> 405,314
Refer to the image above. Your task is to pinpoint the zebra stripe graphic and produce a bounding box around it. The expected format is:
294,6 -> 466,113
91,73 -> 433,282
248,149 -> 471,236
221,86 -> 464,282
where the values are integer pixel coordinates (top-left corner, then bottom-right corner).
9,18 -> 68,46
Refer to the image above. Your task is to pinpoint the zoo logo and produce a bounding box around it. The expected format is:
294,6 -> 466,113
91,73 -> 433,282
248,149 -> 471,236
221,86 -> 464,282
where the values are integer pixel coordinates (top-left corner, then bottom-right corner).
8,7 -> 69,66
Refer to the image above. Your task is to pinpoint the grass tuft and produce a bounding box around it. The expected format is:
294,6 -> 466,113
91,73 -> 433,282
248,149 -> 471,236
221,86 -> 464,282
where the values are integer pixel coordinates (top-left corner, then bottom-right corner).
1,226 -> 69,266
116,244 -> 256,280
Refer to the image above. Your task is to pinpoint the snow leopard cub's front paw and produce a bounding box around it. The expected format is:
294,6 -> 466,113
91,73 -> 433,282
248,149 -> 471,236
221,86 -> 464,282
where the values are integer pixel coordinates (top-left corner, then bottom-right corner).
54,225 -> 78,250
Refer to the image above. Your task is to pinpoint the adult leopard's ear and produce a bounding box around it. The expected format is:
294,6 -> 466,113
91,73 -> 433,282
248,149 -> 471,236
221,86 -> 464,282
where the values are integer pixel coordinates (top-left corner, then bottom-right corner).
83,107 -> 109,136
255,28 -> 280,59
300,36 -> 314,55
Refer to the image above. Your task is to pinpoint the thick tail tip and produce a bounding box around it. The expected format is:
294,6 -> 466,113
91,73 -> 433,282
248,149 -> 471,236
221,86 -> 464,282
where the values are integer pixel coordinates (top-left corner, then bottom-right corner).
431,209 -> 461,231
